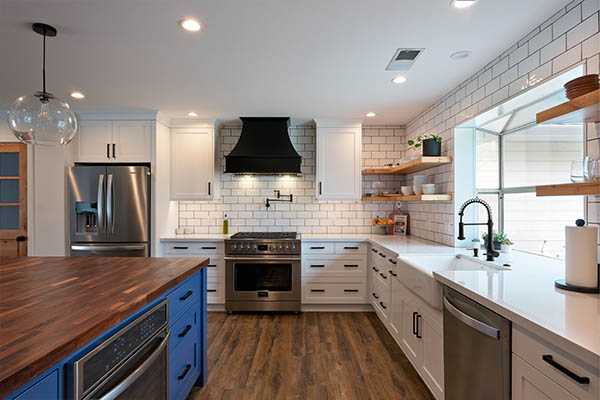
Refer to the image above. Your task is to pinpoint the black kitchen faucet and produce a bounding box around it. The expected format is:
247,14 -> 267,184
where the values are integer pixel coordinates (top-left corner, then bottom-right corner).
457,197 -> 499,261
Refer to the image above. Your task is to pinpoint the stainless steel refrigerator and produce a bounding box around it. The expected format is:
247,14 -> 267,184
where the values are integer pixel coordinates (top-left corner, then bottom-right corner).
68,165 -> 150,257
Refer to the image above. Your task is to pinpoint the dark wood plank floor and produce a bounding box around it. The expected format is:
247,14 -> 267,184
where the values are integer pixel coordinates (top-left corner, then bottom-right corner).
189,312 -> 435,400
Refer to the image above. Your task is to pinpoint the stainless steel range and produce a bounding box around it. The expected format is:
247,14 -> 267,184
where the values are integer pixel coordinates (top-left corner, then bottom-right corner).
225,232 -> 301,312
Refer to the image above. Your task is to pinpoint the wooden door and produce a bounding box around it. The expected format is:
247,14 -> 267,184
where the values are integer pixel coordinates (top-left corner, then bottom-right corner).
0,143 -> 27,256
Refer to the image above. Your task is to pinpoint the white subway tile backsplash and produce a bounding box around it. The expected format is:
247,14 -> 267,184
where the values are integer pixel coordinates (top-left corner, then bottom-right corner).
582,0 -> 600,18
518,52 -> 541,76
541,35 -> 567,64
529,27 -> 553,53
567,14 -> 599,48
552,44 -> 582,73
552,5 -> 582,39
582,32 -> 600,59
509,44 -> 529,67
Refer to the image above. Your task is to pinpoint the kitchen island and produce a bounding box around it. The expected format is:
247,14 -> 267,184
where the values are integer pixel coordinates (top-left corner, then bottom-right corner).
0,256 -> 209,400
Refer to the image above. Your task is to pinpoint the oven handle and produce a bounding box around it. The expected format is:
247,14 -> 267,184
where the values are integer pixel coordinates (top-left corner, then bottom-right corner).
97,331 -> 170,400
224,256 -> 301,262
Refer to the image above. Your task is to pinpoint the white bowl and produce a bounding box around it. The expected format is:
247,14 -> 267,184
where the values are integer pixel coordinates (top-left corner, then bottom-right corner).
401,186 -> 414,196
422,184 -> 436,194
413,185 -> 423,195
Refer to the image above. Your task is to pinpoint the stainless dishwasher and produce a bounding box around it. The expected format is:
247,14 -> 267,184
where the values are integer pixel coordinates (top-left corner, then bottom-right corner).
443,286 -> 511,400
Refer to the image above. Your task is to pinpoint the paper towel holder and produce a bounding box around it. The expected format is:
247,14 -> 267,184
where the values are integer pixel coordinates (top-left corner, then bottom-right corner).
555,219 -> 600,293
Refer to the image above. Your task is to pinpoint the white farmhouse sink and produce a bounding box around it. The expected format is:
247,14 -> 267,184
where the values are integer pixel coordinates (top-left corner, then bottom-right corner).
396,254 -> 507,310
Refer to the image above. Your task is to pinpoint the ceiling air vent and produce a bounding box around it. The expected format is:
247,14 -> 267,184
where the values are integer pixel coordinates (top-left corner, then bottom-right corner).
386,48 -> 424,71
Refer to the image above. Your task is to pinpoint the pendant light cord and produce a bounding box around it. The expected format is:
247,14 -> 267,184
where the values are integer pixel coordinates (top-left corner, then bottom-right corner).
42,29 -> 46,94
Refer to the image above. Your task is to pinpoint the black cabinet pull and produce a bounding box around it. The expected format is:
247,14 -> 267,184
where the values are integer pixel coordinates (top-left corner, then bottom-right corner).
319,182 -> 322,195
179,290 -> 193,301
173,246 -> 188,250
16,236 -> 26,242
542,355 -> 590,384
379,253 -> 386,258
344,246 -> 359,250
379,301 -> 387,310
310,246 -> 325,250
178,364 -> 192,380
208,181 -> 211,196
311,289 -> 325,293
310,264 -> 325,268
202,246 -> 216,250
389,270 -> 397,277
207,289 -> 216,293
416,314 -> 422,338
380,273 -> 387,279
372,292 -> 379,299
112,143 -> 116,159
371,248 -> 378,253
207,264 -> 216,268
344,289 -> 359,293
178,324 -> 192,338
412,312 -> 418,335
388,259 -> 397,265
106,143 -> 110,159
372,267 -> 379,272
344,264 -> 359,268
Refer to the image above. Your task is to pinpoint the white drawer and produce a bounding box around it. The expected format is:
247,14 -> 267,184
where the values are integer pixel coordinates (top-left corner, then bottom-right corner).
302,242 -> 335,254
334,242 -> 368,255
302,279 -> 366,304
302,257 -> 366,277
164,241 -> 224,255
513,325 -> 599,400
207,279 -> 224,304
206,259 -> 224,279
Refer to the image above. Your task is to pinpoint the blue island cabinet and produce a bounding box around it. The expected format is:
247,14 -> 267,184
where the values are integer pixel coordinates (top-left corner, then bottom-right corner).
3,268 -> 207,400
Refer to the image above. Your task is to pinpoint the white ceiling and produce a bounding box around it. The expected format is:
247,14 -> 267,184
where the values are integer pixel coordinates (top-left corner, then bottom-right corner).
0,0 -> 571,125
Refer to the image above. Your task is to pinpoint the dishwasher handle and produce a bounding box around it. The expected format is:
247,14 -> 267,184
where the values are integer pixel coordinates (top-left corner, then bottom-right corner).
443,296 -> 500,340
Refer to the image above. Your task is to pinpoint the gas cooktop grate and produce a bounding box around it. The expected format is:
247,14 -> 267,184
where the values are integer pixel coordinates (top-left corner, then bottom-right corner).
229,232 -> 297,240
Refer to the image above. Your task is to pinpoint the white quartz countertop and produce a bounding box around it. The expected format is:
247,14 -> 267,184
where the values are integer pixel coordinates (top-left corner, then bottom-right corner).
160,232 -> 599,361
160,234 -> 231,241
433,251 -> 600,362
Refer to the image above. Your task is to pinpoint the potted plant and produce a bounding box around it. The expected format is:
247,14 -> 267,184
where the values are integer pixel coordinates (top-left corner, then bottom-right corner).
497,232 -> 514,253
407,134 -> 442,156
482,232 -> 502,251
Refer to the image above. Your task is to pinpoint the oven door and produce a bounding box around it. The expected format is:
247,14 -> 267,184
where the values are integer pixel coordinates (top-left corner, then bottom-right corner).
81,330 -> 169,400
225,256 -> 301,303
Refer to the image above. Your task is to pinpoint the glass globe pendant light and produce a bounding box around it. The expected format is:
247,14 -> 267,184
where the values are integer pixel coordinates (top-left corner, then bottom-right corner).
7,23 -> 77,146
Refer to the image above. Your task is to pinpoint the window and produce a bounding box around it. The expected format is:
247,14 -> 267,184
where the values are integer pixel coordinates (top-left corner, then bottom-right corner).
469,66 -> 585,259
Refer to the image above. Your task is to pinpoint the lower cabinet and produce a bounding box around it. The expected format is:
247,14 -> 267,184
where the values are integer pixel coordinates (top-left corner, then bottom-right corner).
370,245 -> 444,400
12,371 -> 58,400
513,354 -> 579,400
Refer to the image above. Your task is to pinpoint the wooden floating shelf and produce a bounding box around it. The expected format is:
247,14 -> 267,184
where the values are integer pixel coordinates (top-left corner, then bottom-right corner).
536,181 -> 600,197
536,89 -> 600,124
361,194 -> 453,202
362,156 -> 452,175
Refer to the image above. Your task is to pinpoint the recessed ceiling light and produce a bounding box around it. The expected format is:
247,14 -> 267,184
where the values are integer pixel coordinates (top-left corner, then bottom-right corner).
450,51 -> 472,60
70,91 -> 85,99
187,112 -> 199,117
366,112 -> 376,118
392,76 -> 407,84
179,19 -> 201,32
452,0 -> 477,9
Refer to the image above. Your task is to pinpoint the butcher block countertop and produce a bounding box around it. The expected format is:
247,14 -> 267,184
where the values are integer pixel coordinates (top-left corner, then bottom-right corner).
0,256 -> 209,398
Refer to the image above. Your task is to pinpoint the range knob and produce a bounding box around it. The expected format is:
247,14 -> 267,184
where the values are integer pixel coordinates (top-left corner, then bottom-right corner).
245,243 -> 251,251
269,245 -> 275,252
231,244 -> 237,252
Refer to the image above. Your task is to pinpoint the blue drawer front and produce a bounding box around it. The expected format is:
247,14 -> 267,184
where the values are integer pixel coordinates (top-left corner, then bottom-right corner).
168,274 -> 199,324
13,370 -> 58,400
169,326 -> 198,400
169,303 -> 198,353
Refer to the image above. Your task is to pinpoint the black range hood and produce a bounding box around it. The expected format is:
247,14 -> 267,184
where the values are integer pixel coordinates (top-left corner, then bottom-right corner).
225,117 -> 302,174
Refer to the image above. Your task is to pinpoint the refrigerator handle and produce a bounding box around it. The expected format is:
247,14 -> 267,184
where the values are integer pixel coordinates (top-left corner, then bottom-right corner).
107,174 -> 115,234
97,174 -> 105,234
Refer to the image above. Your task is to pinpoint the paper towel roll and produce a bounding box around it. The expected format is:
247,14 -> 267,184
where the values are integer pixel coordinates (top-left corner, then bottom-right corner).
565,224 -> 598,288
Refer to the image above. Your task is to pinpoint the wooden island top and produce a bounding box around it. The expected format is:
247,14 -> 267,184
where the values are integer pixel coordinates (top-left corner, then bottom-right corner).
0,256 -> 209,398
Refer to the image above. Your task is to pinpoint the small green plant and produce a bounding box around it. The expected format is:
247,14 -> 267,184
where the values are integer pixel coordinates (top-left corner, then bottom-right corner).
407,134 -> 442,151
483,232 -> 513,245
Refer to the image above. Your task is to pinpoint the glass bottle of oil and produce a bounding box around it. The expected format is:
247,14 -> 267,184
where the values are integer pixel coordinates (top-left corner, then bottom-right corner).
222,214 -> 229,234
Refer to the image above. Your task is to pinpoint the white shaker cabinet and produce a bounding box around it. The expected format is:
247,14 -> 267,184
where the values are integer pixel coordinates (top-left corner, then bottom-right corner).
171,123 -> 216,201
513,354 -> 579,400
314,119 -> 362,200
77,120 -> 151,162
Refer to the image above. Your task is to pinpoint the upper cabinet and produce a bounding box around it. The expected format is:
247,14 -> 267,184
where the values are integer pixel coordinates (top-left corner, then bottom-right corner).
78,120 -> 152,163
171,122 -> 216,201
315,119 -> 362,201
